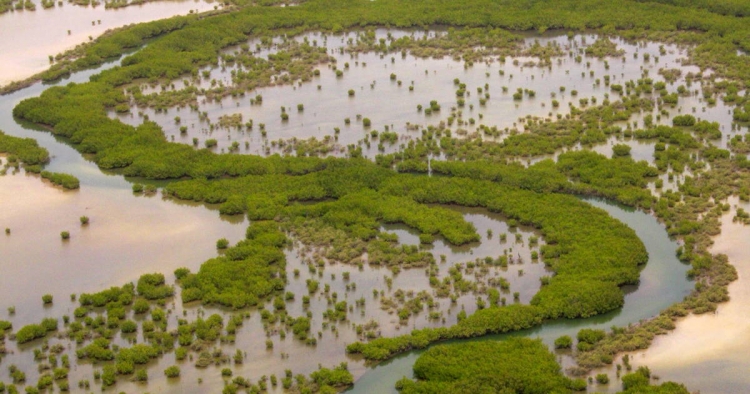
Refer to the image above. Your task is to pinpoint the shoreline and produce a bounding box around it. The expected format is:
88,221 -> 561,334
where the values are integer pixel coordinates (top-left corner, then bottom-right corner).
0,0 -> 220,94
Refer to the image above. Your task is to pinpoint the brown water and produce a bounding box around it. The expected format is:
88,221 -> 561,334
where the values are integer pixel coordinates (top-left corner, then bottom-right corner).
0,27 -> 747,393
0,168 -> 247,327
113,31 -> 722,160
0,0 -> 216,87
0,166 -> 546,390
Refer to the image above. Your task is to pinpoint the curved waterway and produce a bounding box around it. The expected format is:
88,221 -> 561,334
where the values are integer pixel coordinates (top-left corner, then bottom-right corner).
348,198 -> 692,393
0,30 -> 722,393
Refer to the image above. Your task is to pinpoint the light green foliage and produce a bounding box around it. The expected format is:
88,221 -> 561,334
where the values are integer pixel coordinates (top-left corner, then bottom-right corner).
14,318 -> 57,344
40,171 -> 79,189
554,335 -> 573,349
0,131 -> 49,167
136,273 -> 174,300
164,365 -> 180,378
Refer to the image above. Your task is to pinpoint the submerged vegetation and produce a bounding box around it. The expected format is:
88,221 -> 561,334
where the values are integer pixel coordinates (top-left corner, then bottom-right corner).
3,0 -> 750,392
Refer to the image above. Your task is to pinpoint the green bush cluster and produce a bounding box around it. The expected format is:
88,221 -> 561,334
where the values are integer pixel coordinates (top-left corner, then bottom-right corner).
0,131 -> 49,167
40,171 -> 80,189
136,273 -> 174,300
14,318 -> 57,344
395,338 -> 583,393
178,221 -> 287,308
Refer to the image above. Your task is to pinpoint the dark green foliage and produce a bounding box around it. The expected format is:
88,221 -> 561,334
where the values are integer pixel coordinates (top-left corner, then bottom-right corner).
216,238 -> 230,249
132,299 -> 150,314
101,365 -> 116,387
117,344 -> 160,366
40,171 -> 80,189
76,338 -> 115,361
577,328 -> 606,344
291,317 -> 311,340
396,338 -> 578,393
120,320 -> 137,334
174,267 -> 190,280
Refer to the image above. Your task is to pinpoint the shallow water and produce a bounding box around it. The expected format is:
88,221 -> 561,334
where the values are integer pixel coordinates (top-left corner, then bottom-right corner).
0,26 -> 744,393
0,0 -> 216,87
114,31 -> 738,160
597,198 -> 750,393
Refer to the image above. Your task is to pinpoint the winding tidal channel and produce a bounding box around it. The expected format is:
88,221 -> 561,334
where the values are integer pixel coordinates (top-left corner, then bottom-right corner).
1,6 -> 749,393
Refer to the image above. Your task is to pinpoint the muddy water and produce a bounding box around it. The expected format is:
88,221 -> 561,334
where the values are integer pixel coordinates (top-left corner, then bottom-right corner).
0,0 -> 216,87
0,27 -> 741,393
114,31 -> 729,160
0,169 -> 246,327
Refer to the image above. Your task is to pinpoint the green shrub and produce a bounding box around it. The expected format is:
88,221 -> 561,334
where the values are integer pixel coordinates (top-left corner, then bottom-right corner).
554,335 -> 572,349
40,171 -> 79,189
397,338 -> 578,393
612,144 -> 631,157
164,366 -> 180,378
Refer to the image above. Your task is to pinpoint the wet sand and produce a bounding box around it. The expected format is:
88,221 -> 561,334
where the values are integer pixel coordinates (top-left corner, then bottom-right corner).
626,199 -> 750,393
